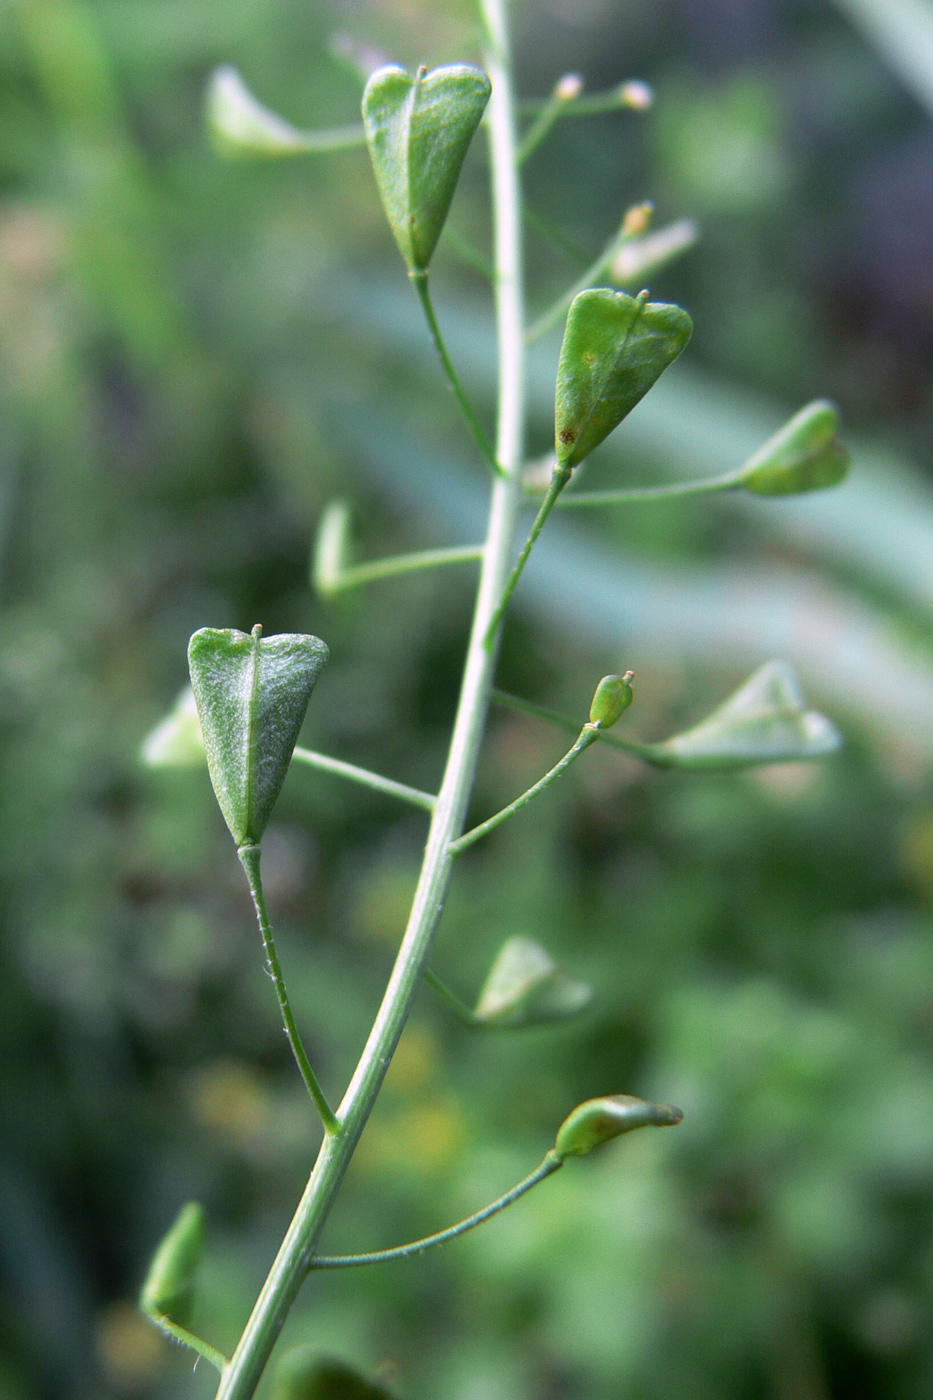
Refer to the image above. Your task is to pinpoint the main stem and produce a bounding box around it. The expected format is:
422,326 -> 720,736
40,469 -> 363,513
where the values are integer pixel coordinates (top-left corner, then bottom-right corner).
213,3 -> 524,1394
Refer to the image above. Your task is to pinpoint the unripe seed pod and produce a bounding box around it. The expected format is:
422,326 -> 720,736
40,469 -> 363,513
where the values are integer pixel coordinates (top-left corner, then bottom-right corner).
554,1094 -> 682,1159
588,672 -> 634,729
139,1202 -> 205,1328
737,399 -> 849,496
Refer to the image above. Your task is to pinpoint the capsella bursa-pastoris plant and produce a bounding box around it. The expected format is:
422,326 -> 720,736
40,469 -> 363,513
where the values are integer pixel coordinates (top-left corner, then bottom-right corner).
142,11 -> 851,1397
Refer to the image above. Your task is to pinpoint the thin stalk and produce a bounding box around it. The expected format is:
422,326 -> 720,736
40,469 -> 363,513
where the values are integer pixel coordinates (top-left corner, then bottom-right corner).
411,270 -> 501,474
484,465 -> 571,645
310,1153 -> 562,1269
143,1312 -> 228,1374
445,223 -> 495,281
213,3 -> 525,1393
327,542 -> 484,592
517,87 -> 644,117
292,747 -> 437,812
517,98 -> 565,164
523,202 -> 591,266
490,688 -> 665,765
424,966 -> 481,1025
553,471 -> 741,508
450,726 -> 598,854
526,223 -> 632,344
237,845 -> 339,1134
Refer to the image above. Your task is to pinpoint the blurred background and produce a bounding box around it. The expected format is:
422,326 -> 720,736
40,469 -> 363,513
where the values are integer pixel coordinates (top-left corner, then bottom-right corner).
3,0 -> 933,1396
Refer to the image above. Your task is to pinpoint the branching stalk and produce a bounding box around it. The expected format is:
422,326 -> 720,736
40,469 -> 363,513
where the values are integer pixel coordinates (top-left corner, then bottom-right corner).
310,1152 -> 562,1269
292,747 -> 437,811
238,844 -> 339,1135
212,3 -> 525,1393
484,465 -> 572,644
553,471 -> 741,508
323,542 -> 484,593
411,270 -> 501,473
142,1310 -> 229,1374
450,725 -> 599,854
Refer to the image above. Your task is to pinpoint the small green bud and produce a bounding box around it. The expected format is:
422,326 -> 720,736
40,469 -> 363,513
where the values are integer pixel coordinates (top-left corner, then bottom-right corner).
588,671 -> 634,729
188,626 -> 329,847
656,659 -> 841,771
362,63 -> 491,273
555,288 -> 692,469
554,1095 -> 682,1160
139,1202 -> 205,1328
737,400 -> 850,496
207,66 -> 312,158
473,936 -> 592,1028
274,1349 -> 396,1400
141,687 -> 205,767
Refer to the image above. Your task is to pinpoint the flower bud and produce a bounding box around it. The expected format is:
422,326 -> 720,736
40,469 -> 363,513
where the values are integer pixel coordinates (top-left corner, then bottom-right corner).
139,1202 -> 205,1329
554,1095 -> 682,1159
554,73 -> 584,103
618,80 -> 653,110
588,672 -> 634,729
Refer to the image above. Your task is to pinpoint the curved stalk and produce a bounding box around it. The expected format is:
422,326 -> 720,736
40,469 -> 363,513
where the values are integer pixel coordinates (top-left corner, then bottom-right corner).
310,1153 -> 562,1269
212,3 -> 525,1394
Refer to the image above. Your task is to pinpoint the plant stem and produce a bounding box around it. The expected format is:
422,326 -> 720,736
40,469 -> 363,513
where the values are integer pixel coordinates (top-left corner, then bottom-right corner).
490,688 -> 664,764
526,223 -> 632,344
237,844 -> 339,1134
292,747 -> 437,812
449,726 -> 598,854
484,465 -> 571,644
213,2 -> 525,1393
423,966 -> 481,1025
411,270 -> 501,473
327,542 -> 485,592
553,471 -> 741,508
310,1153 -> 562,1269
143,1311 -> 229,1374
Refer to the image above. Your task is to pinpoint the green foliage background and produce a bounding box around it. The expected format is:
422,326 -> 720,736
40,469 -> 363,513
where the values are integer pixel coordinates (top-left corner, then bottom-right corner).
2,1 -> 933,1397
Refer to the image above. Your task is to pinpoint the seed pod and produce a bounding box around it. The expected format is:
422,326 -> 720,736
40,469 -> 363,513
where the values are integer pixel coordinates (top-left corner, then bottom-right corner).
588,672 -> 634,729
554,1095 -> 682,1160
207,66 -> 312,158
655,659 -> 841,771
738,399 -> 849,496
274,1349 -> 396,1400
472,936 -> 592,1028
555,288 -> 692,469
140,687 -> 205,767
188,626 -> 329,847
362,64 -> 491,272
139,1202 -> 205,1328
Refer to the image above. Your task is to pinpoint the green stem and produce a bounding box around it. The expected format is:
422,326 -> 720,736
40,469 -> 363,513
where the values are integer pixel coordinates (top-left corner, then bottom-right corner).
423,966 -> 482,1025
237,845 -> 339,1134
212,4 -> 526,1394
517,87 -> 643,117
523,202 -> 591,266
517,99 -> 564,164
444,223 -> 495,281
484,465 -> 572,645
292,747 -> 437,812
411,270 -> 501,474
327,542 -> 484,592
449,726 -> 599,854
526,223 -> 632,344
310,1153 -> 562,1269
553,471 -> 741,508
276,124 -> 366,153
142,1311 -> 229,1375
490,688 -> 667,765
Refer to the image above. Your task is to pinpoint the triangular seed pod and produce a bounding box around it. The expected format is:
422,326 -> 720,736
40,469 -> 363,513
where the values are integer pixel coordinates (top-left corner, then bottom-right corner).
141,687 -> 205,768
274,1349 -> 397,1400
139,1202 -> 205,1329
655,660 -> 841,771
588,672 -> 634,729
362,64 -> 491,272
188,626 -> 329,847
555,288 -> 692,469
554,1095 -> 682,1159
207,66 -> 315,158
473,936 -> 592,1028
737,399 -> 850,496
